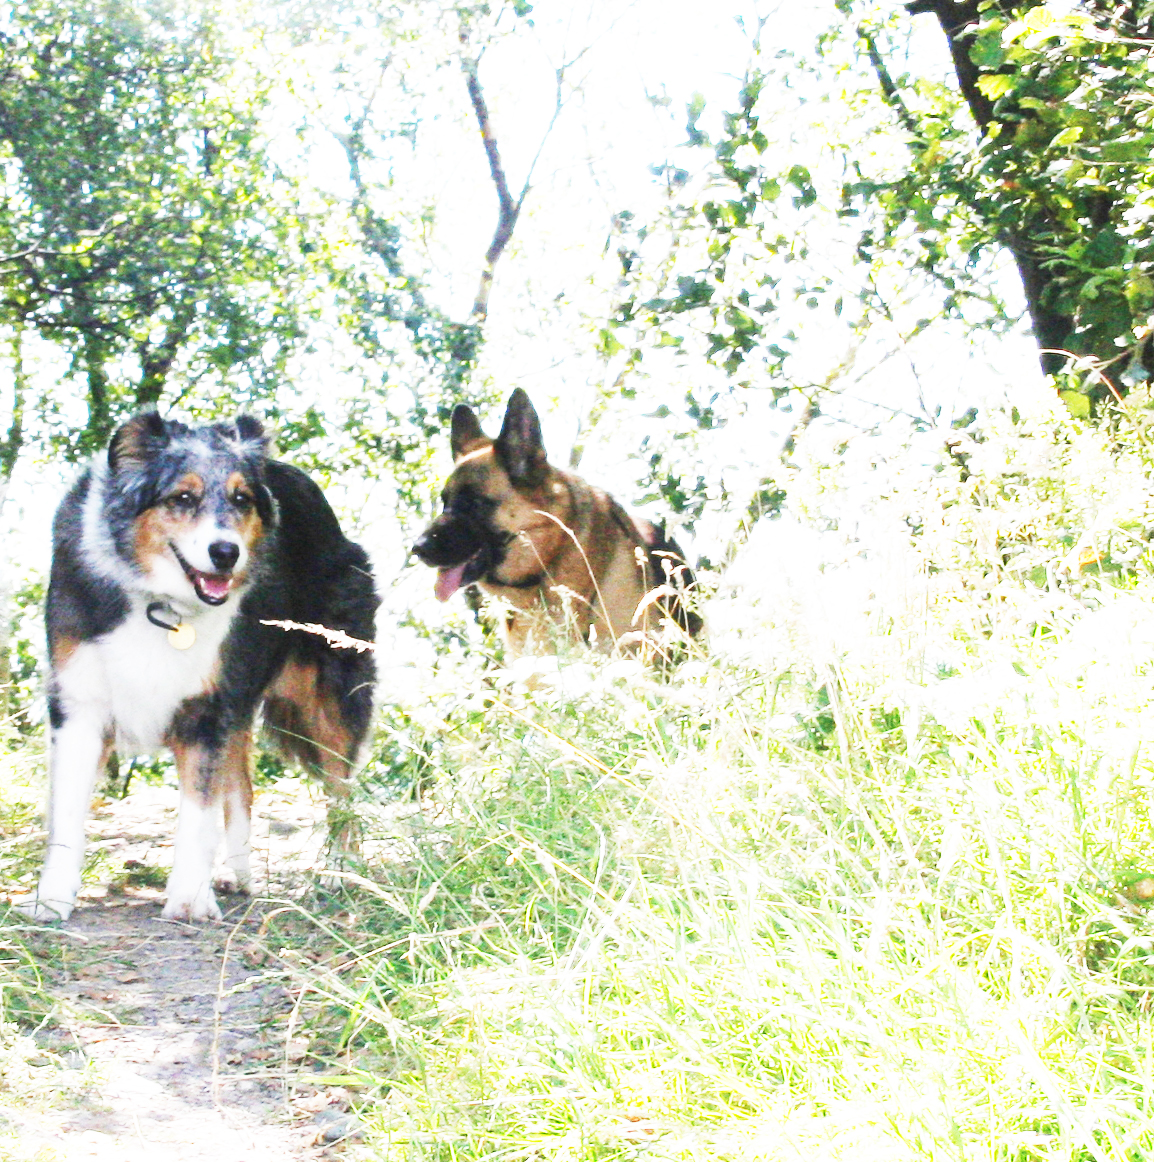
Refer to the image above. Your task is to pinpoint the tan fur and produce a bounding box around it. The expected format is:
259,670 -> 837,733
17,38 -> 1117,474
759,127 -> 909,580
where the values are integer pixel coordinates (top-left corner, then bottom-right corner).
448,438 -> 664,655
170,739 -> 211,805
263,661 -> 354,788
262,659 -> 359,848
132,472 -> 204,568
49,630 -> 80,669
221,730 -> 253,833
225,472 -> 266,568
169,731 -> 248,820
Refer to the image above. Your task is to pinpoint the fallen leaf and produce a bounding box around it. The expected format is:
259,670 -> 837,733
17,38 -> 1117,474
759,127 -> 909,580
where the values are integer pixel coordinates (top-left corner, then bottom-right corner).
293,1092 -> 331,1113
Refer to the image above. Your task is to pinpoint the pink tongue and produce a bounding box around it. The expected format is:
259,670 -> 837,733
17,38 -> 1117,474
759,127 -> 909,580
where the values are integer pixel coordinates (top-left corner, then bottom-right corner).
198,573 -> 232,601
435,562 -> 469,603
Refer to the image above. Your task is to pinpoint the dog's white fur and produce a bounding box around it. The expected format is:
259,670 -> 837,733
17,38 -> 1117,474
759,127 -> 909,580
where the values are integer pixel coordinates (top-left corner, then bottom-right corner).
23,462 -> 251,923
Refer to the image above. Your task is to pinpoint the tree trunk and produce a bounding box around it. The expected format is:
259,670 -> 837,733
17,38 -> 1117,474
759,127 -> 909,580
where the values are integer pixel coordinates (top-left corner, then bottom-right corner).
83,328 -> 114,452
0,324 -> 29,710
904,0 -> 1076,375
137,303 -> 196,408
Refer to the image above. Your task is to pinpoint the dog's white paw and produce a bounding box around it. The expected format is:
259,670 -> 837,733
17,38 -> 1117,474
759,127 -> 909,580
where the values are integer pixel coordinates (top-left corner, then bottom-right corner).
12,895 -> 75,923
14,874 -> 79,923
213,865 -> 253,896
162,881 -> 222,922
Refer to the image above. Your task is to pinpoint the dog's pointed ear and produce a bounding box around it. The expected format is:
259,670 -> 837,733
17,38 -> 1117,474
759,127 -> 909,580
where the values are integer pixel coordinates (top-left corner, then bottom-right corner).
495,389 -> 546,485
108,411 -> 169,473
450,404 -> 485,460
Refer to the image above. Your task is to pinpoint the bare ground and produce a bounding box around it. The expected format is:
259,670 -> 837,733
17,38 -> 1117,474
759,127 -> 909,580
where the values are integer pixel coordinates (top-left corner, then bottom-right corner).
2,777 -> 368,1162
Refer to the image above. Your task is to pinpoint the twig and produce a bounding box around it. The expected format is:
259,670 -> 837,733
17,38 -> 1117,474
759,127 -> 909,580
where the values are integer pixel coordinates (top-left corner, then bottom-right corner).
858,26 -> 922,139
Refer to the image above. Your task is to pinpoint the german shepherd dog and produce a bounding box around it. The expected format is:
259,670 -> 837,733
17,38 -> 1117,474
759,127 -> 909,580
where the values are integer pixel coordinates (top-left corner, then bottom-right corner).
21,412 -> 377,923
413,389 -> 700,654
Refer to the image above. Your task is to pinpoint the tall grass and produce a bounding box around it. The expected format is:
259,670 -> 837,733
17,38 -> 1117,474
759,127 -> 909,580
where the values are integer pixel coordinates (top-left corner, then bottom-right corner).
257,401 -> 1154,1160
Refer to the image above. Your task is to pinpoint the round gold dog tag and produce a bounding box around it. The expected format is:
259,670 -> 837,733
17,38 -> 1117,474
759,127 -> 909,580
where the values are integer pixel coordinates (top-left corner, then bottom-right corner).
168,623 -> 196,650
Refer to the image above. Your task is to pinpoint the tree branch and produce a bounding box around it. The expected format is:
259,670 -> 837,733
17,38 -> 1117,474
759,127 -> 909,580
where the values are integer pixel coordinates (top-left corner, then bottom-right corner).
901,1 -> 1076,374
136,301 -> 196,406
859,27 -> 922,139
459,30 -> 521,323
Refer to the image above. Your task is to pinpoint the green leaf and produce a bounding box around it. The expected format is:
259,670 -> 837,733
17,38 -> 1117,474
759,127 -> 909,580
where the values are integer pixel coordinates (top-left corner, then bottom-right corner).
976,74 -> 1016,100
1059,389 -> 1091,418
1097,138 -> 1153,163
1082,230 -> 1124,269
1126,271 -> 1154,309
597,328 -> 624,358
969,28 -> 1007,70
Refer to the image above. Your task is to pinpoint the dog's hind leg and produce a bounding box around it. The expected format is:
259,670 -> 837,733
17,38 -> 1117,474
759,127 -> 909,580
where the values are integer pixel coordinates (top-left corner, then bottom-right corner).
221,730 -> 254,896
264,659 -> 369,854
21,712 -> 110,922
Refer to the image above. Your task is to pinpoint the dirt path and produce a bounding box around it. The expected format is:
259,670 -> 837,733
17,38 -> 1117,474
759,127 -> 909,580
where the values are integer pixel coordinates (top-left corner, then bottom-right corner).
5,779 -> 362,1161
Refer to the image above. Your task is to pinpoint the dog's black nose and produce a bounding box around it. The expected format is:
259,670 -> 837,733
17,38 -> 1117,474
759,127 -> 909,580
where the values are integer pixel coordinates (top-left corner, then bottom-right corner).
208,540 -> 240,572
412,532 -> 434,562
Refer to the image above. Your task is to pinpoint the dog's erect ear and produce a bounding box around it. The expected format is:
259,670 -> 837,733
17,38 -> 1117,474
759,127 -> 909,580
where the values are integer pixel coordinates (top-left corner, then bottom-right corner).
108,411 -> 169,473
450,404 -> 485,460
234,414 -> 265,443
231,414 -> 272,455
495,389 -> 546,485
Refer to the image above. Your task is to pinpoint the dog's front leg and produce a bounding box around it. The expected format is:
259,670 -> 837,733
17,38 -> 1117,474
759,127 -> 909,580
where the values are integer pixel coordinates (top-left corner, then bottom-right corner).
165,740 -> 225,922
22,710 -> 109,922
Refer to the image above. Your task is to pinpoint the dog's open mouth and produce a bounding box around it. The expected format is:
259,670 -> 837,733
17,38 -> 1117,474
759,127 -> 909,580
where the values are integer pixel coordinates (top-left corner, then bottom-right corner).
435,549 -> 487,602
171,543 -> 232,606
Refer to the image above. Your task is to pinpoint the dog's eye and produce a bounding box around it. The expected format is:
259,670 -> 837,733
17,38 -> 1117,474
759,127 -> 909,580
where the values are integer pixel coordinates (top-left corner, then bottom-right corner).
167,491 -> 198,513
449,489 -> 478,516
230,490 -> 253,512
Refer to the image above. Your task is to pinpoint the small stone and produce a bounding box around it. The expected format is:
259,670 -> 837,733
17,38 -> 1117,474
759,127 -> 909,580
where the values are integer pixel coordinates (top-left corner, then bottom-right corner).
312,1109 -> 362,1144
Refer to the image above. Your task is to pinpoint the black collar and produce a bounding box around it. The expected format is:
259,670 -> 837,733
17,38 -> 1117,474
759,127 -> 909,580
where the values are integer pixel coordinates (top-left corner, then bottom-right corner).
145,600 -> 183,632
485,570 -> 546,590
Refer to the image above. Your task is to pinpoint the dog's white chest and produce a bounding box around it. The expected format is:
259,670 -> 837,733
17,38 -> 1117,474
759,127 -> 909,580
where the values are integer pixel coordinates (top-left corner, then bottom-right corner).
58,604 -> 239,752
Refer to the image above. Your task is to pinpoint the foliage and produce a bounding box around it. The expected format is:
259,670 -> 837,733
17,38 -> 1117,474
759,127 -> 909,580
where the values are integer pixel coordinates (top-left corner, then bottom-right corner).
263,0 -> 543,501
864,0 -> 1154,411
0,0 -> 311,457
606,1 -> 1154,432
